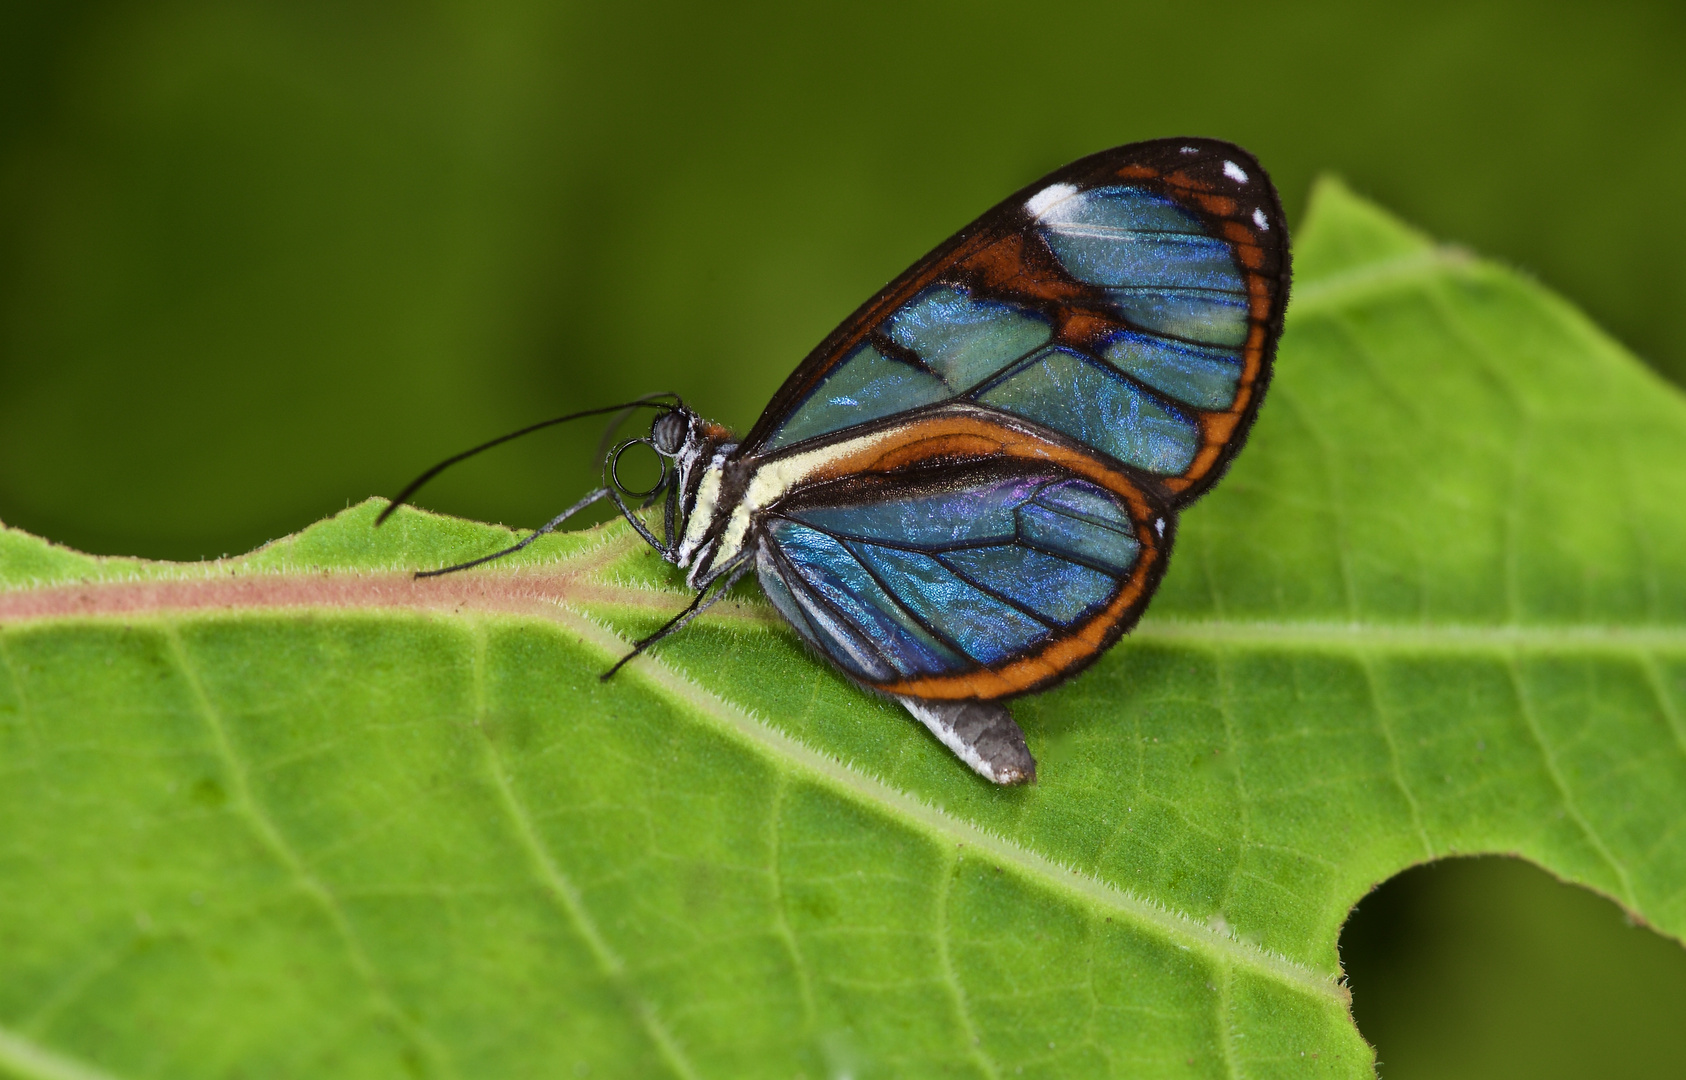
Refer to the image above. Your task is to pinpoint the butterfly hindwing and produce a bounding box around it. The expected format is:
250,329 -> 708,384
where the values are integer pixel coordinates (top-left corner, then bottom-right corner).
753,452 -> 1171,700
742,138 -> 1289,506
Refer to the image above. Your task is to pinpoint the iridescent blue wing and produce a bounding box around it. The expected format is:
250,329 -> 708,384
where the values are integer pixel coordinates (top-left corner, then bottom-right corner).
732,139 -> 1286,703
753,457 -> 1170,700
740,138 -> 1289,505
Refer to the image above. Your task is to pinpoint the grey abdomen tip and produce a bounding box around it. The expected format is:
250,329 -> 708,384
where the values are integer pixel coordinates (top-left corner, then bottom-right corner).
896,697 -> 1037,785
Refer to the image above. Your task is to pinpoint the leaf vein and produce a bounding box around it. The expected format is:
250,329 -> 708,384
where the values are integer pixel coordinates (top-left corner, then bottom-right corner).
468,626 -> 701,1080
161,628 -> 458,1079
764,774 -> 819,1036
1504,656 -> 1639,909
1641,654 -> 1686,769
1358,652 -> 1434,860
935,848 -> 1000,1080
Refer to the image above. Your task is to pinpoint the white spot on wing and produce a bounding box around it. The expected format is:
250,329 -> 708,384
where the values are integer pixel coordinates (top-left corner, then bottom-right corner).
1155,518 -> 1166,536
1026,183 -> 1078,220
1180,145 -> 1200,154
1252,207 -> 1269,231
1223,160 -> 1249,184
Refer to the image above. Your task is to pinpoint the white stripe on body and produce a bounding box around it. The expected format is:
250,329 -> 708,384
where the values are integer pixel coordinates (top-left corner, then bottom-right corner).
680,427 -> 903,587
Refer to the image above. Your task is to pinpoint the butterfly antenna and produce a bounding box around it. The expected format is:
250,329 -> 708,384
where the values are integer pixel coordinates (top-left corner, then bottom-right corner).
375,395 -> 680,527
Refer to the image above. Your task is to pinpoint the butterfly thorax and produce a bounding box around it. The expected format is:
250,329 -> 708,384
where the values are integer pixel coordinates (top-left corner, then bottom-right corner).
665,408 -> 925,589
645,406 -> 748,589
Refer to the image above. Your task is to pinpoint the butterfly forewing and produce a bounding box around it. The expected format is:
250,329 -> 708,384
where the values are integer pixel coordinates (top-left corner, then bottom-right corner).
741,138 -> 1289,506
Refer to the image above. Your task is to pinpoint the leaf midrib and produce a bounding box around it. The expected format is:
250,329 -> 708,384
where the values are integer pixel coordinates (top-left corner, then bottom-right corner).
4,551 -> 1685,653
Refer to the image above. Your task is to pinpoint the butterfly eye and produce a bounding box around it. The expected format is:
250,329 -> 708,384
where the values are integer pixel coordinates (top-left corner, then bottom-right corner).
609,437 -> 669,499
650,409 -> 688,455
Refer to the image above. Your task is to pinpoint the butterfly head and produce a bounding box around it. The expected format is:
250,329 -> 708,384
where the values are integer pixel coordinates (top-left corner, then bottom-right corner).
600,402 -> 739,571
642,405 -> 734,470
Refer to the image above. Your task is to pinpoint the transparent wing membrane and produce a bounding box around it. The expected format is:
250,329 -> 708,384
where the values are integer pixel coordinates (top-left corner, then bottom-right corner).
746,139 -> 1288,507
756,466 -> 1146,688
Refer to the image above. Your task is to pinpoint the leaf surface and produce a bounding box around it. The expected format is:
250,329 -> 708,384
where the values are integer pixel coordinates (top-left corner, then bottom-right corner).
3,181 -> 1685,1080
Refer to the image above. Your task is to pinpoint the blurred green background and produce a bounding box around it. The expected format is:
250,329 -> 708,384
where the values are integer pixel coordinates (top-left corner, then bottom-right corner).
1345,859 -> 1686,1078
2,1 -> 1684,1074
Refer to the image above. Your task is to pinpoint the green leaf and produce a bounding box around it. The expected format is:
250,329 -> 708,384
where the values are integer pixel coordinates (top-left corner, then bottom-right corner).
3,179 -> 1685,1079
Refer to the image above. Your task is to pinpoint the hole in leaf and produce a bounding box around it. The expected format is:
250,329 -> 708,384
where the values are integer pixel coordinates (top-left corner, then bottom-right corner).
1341,856 -> 1686,1078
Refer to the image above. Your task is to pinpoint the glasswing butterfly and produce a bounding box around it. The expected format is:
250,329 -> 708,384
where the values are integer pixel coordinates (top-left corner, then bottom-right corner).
381,138 -> 1290,785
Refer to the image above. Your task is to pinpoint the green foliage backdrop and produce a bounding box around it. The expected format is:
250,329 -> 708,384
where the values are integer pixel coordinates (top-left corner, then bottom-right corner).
4,3 -> 1686,1076
2,1 -> 1684,562
3,180 -> 1685,1079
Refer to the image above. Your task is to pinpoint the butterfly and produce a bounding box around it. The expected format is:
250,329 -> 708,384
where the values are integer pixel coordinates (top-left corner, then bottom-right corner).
381,138 -> 1290,785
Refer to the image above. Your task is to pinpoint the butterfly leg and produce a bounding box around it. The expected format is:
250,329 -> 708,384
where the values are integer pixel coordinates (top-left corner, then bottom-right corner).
600,553 -> 754,680
896,697 -> 1036,786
